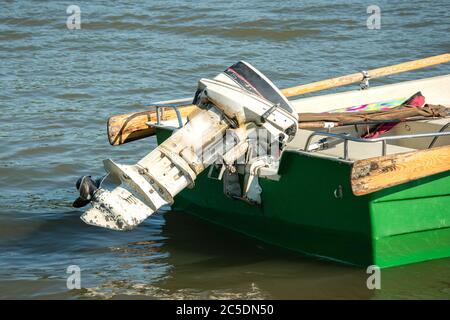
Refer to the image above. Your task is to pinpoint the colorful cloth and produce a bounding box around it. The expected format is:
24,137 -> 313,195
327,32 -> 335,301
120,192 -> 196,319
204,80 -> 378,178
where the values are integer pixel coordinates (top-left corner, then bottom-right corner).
362,92 -> 425,139
332,97 -> 406,113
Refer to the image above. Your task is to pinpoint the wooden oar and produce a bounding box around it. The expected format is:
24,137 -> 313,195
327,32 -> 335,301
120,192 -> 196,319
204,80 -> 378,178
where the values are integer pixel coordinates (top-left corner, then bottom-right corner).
108,53 -> 450,145
282,53 -> 450,97
351,145 -> 450,196
107,105 -> 195,145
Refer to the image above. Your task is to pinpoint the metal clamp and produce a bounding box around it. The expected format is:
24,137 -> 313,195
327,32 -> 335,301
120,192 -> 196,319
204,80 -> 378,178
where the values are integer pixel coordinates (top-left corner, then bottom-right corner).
261,104 -> 279,121
151,104 -> 184,129
360,70 -> 370,90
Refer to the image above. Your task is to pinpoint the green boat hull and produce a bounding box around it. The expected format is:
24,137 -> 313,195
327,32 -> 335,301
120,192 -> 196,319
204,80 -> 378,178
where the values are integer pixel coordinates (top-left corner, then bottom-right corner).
157,128 -> 450,268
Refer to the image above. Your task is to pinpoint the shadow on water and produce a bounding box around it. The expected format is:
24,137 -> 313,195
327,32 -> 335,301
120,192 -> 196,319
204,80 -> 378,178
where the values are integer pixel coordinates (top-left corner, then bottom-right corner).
78,211 -> 450,299
0,209 -> 366,299
153,212 -> 376,300
0,208 -> 449,299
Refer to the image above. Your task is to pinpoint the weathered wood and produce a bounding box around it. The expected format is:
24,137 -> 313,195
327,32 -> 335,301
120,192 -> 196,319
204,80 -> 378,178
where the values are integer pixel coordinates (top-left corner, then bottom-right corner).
108,110 -> 156,146
351,145 -> 450,196
107,105 -> 198,145
108,53 -> 450,145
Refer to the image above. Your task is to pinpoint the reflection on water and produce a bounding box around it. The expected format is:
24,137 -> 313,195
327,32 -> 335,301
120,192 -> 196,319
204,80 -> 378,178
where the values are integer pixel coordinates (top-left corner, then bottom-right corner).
2,210 -> 448,299
0,0 -> 449,299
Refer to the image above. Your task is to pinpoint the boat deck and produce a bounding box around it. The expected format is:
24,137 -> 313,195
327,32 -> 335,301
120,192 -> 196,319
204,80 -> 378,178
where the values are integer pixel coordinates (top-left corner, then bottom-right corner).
158,74 -> 450,162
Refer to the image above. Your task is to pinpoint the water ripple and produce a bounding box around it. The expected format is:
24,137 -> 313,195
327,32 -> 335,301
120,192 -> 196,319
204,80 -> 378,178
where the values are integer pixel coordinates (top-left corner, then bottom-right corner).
1,0 -> 449,299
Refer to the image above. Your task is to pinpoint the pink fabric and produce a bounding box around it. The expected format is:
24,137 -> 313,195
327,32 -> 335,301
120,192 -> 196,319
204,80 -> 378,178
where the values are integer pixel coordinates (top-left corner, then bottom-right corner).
362,92 -> 425,139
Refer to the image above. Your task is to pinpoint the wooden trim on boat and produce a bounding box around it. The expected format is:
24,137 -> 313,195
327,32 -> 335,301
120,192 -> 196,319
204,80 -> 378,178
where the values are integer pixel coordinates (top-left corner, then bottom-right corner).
351,145 -> 450,196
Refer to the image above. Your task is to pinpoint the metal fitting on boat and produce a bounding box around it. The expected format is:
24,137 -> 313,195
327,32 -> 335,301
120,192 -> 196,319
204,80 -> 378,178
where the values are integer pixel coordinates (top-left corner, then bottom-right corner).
360,70 -> 370,90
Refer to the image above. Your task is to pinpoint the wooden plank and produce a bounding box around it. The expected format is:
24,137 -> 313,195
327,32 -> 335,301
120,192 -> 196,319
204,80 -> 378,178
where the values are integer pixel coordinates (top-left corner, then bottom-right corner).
107,105 -> 198,145
351,145 -> 450,196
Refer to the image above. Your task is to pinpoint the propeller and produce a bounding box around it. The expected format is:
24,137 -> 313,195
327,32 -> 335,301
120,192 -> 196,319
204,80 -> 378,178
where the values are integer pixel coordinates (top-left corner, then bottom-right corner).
72,176 -> 100,208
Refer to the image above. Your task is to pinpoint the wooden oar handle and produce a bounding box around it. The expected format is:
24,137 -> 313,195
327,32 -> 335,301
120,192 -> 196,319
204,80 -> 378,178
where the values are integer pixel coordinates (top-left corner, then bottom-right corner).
107,110 -> 156,146
282,53 -> 450,97
108,105 -> 198,145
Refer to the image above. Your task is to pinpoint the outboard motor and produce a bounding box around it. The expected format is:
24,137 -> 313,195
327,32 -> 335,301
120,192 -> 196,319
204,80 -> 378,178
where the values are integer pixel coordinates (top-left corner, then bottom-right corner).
74,61 -> 298,230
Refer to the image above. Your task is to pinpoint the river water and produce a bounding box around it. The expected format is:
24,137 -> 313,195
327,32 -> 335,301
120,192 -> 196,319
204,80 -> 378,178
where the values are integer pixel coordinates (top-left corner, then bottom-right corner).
0,0 -> 449,299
